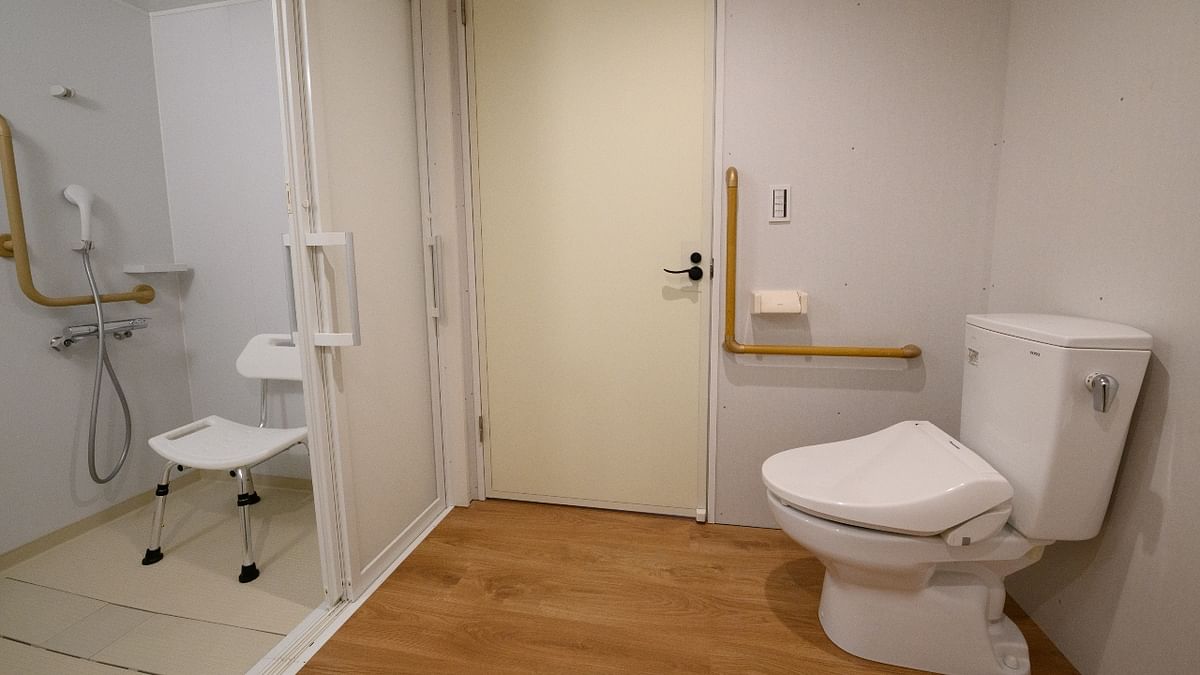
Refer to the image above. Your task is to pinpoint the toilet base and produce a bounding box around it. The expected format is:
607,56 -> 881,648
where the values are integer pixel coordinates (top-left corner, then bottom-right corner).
818,571 -> 1030,675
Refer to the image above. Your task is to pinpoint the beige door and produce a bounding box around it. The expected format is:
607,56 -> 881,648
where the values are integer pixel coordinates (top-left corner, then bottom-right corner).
469,0 -> 712,516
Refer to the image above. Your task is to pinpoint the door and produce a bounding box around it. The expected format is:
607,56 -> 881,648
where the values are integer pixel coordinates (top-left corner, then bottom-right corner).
277,0 -> 445,598
469,0 -> 712,516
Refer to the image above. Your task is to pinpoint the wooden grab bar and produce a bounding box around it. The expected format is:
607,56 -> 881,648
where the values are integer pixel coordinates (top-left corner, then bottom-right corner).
0,113 -> 154,307
722,166 -> 920,359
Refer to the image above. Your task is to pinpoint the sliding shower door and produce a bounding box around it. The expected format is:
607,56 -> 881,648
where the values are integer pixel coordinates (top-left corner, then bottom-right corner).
277,0 -> 445,598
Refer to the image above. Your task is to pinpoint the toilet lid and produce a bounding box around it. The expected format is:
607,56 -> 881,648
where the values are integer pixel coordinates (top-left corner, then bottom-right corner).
762,421 -> 1012,536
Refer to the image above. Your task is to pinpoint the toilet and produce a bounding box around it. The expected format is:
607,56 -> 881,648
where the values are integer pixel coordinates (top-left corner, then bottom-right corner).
762,314 -> 1151,675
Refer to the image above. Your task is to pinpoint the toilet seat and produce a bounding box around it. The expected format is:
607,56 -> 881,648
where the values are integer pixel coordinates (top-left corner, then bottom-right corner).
762,421 -> 1012,536
766,491 -> 1037,565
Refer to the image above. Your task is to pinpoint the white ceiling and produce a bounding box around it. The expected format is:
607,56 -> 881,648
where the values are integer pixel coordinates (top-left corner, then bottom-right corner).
120,0 -> 237,14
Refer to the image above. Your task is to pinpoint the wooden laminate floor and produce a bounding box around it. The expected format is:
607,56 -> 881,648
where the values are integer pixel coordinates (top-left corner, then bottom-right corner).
304,500 -> 1079,674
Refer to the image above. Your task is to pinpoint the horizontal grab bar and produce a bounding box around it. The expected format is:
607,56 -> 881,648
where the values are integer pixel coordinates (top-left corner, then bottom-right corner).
723,340 -> 923,358
722,166 -> 921,359
0,113 -> 155,307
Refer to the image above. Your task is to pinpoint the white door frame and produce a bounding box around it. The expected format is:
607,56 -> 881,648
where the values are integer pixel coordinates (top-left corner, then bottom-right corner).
456,0 -> 721,521
700,0 -> 724,521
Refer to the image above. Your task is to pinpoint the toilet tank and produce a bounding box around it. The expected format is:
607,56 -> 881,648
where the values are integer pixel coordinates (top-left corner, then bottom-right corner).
960,314 -> 1151,541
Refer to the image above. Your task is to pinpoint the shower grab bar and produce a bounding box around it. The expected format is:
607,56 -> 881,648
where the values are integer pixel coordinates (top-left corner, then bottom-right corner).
0,113 -> 155,307
722,166 -> 921,359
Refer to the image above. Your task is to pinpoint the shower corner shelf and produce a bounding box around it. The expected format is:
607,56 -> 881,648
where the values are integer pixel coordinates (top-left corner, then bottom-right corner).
124,263 -> 191,274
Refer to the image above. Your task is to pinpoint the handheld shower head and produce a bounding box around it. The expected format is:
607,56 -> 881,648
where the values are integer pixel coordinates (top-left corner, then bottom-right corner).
63,184 -> 95,244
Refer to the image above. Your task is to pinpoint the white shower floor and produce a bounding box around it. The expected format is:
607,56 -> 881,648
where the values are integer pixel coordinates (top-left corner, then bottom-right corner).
0,478 -> 323,674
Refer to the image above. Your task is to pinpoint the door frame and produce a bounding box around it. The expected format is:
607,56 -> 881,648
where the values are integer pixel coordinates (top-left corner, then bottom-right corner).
705,0 -> 727,524
457,0 -> 721,521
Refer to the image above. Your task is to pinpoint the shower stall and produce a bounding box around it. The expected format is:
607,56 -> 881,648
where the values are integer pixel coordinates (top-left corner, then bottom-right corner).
0,1 -> 457,671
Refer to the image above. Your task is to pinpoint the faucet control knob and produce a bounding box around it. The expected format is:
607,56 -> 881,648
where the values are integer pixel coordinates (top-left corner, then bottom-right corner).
1086,372 -> 1119,413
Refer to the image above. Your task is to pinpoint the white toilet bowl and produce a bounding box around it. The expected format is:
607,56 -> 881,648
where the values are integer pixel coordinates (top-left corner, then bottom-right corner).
767,491 -> 1045,674
762,420 -> 1050,675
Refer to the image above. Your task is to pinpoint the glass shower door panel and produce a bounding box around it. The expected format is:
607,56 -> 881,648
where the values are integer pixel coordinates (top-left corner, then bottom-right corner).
299,0 -> 443,597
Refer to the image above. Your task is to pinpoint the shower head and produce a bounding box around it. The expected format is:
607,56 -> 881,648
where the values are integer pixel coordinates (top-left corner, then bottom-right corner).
63,184 -> 95,244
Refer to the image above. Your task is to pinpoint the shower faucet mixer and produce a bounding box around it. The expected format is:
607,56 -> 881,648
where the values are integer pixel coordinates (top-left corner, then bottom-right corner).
50,317 -> 148,351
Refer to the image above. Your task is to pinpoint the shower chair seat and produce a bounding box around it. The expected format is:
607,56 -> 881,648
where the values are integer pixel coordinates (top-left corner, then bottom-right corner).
148,416 -> 306,471
141,333 -> 307,583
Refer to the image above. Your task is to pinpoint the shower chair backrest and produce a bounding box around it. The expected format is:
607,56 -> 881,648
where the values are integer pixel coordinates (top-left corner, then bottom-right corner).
235,333 -> 301,429
235,333 -> 302,382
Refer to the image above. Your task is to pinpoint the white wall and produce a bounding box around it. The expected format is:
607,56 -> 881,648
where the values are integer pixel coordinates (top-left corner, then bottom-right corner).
151,0 -> 308,477
0,0 -> 194,553
989,2 -> 1200,673
715,0 -> 1011,526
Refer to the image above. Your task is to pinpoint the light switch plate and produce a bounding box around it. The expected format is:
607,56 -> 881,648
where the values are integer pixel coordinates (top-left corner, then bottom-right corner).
769,184 -> 791,223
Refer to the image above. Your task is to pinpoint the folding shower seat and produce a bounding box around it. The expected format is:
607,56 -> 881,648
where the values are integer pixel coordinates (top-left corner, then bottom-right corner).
141,334 -> 307,583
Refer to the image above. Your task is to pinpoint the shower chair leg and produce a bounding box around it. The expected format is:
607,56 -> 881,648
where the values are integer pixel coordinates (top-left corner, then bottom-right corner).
141,460 -> 179,565
243,467 -> 260,505
230,466 -> 262,504
234,466 -> 260,583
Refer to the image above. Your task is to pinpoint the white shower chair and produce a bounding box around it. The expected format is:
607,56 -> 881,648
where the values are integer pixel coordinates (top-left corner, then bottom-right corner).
141,333 -> 307,583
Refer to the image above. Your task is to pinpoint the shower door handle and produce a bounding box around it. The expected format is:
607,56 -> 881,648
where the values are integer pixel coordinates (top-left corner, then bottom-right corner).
281,234 -> 299,339
425,234 -> 441,319
297,231 -> 362,347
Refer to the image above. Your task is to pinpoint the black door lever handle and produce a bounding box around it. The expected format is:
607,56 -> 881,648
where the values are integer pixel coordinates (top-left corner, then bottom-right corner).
663,266 -> 704,281
664,252 -> 704,280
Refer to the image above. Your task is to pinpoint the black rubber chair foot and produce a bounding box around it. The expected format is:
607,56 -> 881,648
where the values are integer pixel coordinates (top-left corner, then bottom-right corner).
239,563 -> 260,583
236,492 -> 262,507
142,548 -> 164,565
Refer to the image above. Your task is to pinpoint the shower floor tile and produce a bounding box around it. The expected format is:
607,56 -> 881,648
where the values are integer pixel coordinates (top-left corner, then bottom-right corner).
0,579 -> 105,645
0,478 -> 324,674
4,479 -> 322,634
92,614 -> 281,675
0,638 -> 129,674
42,604 -> 153,659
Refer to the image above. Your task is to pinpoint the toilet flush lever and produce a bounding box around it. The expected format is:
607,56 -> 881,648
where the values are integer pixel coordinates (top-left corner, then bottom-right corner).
1086,373 -> 1119,413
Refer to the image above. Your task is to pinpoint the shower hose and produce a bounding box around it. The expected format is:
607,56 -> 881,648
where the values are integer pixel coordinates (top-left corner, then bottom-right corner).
80,247 -> 133,484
